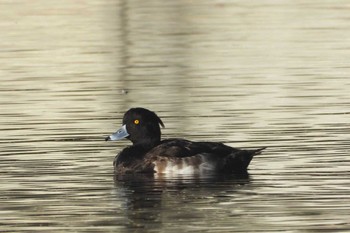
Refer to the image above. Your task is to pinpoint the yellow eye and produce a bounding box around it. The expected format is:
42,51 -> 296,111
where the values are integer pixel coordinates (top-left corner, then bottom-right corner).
134,119 -> 140,125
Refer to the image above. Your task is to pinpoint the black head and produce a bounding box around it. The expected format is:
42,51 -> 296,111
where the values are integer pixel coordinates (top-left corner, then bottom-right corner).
106,108 -> 164,148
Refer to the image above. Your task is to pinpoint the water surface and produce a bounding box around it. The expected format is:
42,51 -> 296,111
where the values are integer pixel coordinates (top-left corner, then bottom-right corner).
1,0 -> 350,232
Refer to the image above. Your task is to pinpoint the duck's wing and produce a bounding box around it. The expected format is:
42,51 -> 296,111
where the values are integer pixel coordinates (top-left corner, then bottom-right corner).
147,139 -> 236,158
145,139 -> 265,173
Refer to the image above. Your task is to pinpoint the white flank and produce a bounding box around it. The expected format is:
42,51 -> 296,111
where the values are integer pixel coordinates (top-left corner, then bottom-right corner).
153,155 -> 216,176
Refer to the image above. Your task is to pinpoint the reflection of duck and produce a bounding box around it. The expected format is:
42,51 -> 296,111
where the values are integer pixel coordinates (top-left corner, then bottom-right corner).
106,108 -> 265,174
115,173 -> 251,189
113,173 -> 251,230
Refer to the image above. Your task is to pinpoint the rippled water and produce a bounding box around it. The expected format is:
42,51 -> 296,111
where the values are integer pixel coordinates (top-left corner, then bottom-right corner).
1,0 -> 350,232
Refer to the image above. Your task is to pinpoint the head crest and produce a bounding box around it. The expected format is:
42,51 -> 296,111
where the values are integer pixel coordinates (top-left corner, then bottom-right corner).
155,114 -> 165,128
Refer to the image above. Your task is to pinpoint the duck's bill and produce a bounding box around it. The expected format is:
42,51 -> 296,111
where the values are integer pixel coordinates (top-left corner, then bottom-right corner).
105,125 -> 129,141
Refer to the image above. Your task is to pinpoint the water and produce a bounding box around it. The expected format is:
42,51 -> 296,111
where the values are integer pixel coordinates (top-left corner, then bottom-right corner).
1,0 -> 350,232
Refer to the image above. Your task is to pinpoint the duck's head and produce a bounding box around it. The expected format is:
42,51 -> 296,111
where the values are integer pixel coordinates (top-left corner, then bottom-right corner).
105,108 -> 164,147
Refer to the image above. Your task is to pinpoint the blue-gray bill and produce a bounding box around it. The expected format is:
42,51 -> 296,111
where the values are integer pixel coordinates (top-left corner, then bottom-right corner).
105,125 -> 129,141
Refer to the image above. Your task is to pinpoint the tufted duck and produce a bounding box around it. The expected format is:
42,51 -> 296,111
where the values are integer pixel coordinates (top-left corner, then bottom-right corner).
106,108 -> 265,174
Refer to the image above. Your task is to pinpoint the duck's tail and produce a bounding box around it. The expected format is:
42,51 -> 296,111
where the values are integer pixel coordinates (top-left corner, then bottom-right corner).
251,147 -> 267,156
223,147 -> 266,173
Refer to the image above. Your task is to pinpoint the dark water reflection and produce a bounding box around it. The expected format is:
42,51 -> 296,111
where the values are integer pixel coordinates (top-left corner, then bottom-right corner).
1,0 -> 350,232
113,170 -> 350,232
114,173 -> 251,231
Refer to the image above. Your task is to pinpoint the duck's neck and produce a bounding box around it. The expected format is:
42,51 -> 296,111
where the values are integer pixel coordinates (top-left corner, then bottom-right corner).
132,138 -> 160,151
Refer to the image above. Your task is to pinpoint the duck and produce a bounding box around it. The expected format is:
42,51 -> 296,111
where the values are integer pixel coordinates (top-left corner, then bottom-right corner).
105,107 -> 265,175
